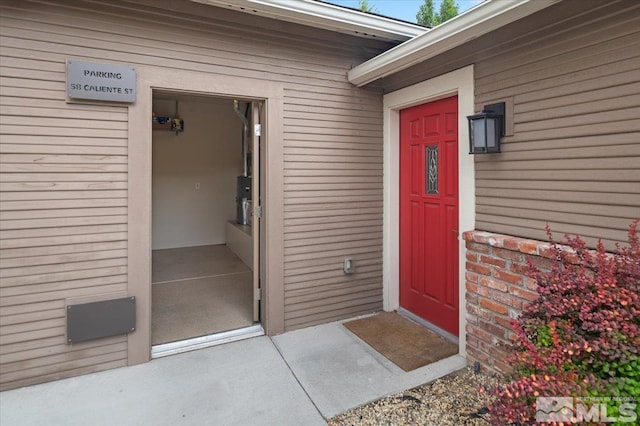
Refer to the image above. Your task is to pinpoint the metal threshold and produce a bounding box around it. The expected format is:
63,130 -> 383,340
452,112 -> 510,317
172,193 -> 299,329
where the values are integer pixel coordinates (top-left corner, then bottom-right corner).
151,324 -> 264,358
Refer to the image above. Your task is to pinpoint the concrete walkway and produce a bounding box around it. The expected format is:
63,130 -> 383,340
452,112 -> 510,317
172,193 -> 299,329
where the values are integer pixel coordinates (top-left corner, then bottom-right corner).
0,318 -> 465,426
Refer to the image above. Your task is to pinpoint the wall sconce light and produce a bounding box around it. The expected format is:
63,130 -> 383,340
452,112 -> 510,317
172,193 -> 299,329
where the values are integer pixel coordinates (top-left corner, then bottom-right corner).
467,102 -> 505,154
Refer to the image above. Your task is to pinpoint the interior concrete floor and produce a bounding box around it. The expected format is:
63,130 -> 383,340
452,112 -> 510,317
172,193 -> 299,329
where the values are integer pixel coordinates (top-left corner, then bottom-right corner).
151,244 -> 254,345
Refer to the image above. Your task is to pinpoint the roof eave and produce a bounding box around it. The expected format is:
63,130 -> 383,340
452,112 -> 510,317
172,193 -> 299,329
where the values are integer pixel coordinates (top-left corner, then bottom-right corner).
190,0 -> 427,42
347,0 -> 563,86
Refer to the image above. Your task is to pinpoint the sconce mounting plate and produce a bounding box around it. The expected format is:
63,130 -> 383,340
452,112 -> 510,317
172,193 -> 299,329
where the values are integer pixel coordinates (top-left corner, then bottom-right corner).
483,102 -> 505,137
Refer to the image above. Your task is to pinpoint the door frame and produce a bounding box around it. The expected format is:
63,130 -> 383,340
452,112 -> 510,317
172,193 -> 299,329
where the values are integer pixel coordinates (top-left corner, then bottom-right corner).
382,65 -> 475,355
127,67 -> 285,365
250,100 -> 264,323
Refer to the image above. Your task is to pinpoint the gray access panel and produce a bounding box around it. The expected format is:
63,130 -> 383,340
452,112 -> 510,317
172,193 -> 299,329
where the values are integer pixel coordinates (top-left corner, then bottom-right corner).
67,297 -> 136,344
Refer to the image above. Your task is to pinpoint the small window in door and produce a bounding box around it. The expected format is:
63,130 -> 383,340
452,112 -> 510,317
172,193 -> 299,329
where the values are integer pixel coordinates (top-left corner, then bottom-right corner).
426,145 -> 438,195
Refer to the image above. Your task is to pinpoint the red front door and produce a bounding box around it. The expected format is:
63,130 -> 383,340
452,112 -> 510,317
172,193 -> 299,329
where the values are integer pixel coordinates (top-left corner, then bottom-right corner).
399,95 -> 459,336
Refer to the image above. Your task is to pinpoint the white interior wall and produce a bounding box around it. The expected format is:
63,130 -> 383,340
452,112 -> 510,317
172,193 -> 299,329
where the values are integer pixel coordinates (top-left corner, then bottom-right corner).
152,97 -> 243,249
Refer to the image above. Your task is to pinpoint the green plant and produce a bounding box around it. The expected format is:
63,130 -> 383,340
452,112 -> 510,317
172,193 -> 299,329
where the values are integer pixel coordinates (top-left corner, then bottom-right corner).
357,0 -> 377,13
416,0 -> 460,27
488,221 -> 640,425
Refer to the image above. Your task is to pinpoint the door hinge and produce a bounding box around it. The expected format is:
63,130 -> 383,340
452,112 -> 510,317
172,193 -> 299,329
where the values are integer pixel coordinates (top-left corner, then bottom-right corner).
254,124 -> 262,137
254,205 -> 262,218
254,288 -> 262,301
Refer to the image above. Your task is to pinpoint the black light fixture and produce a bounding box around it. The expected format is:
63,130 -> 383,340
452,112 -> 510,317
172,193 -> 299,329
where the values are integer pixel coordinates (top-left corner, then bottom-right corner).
467,102 -> 505,154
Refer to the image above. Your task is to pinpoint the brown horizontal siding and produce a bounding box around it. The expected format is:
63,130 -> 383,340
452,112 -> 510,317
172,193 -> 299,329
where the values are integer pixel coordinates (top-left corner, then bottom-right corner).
1,0 -> 389,387
377,0 -> 638,249
0,63 -> 129,391
0,350 -> 127,390
1,340 -> 127,375
284,300 -> 382,331
471,1 -> 640,249
474,9 -> 640,86
0,3 -> 386,89
283,85 -> 384,329
281,72 -> 383,322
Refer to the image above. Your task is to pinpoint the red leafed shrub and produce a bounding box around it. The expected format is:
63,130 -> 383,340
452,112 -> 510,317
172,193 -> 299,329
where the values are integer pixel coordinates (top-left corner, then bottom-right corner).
488,221 -> 640,425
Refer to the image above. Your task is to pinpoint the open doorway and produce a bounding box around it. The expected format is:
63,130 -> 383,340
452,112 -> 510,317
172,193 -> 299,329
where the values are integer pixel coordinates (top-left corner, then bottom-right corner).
150,92 -> 262,352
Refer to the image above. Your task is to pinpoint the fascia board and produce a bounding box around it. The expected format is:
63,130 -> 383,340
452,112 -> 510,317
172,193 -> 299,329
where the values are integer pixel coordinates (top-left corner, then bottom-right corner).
191,0 -> 426,42
347,0 -> 562,86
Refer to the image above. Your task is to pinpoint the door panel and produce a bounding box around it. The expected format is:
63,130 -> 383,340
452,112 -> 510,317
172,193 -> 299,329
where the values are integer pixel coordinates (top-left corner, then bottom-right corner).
400,95 -> 459,336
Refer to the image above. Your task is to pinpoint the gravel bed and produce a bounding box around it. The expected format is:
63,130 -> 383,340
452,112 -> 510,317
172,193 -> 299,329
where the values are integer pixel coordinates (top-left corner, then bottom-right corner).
328,367 -> 503,426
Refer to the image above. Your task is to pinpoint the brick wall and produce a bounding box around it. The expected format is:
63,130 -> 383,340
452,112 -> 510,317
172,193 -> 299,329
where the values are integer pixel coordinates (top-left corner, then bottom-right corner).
463,230 -> 558,375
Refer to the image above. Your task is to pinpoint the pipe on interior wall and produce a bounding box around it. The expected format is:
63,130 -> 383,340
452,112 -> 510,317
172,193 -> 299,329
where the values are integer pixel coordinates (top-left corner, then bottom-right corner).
233,100 -> 250,177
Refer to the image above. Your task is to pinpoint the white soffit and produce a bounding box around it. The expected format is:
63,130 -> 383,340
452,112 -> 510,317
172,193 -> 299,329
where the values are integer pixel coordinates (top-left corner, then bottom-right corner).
190,0 -> 426,42
348,0 -> 562,86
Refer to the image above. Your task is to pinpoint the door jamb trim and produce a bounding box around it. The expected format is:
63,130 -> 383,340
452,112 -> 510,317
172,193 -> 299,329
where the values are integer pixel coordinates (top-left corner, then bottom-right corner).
382,65 -> 475,357
127,68 -> 285,365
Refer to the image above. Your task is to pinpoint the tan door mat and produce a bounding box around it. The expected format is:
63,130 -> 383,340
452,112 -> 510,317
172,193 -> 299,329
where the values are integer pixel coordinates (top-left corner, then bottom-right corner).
343,311 -> 458,372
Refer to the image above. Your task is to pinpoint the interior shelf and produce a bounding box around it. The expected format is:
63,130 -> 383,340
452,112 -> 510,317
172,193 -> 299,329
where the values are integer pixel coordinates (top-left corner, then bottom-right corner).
152,116 -> 184,132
